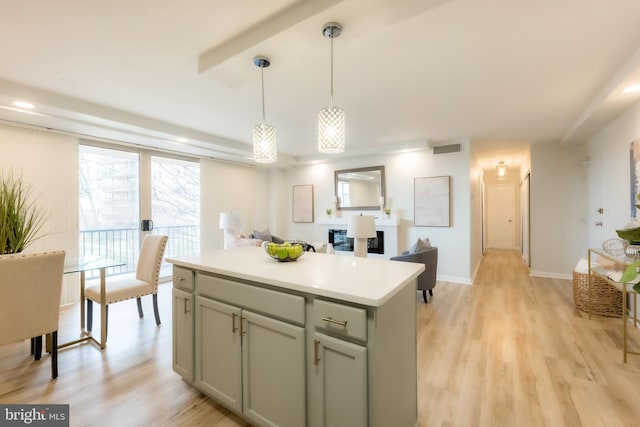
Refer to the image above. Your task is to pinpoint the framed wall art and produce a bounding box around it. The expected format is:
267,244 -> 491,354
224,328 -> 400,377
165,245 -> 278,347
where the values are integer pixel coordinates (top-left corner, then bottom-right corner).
414,176 -> 450,227
630,139 -> 640,218
293,184 -> 314,223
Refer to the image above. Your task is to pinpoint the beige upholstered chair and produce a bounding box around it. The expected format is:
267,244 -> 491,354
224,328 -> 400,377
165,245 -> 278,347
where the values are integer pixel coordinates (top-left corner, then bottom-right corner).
85,234 -> 168,341
0,251 -> 66,379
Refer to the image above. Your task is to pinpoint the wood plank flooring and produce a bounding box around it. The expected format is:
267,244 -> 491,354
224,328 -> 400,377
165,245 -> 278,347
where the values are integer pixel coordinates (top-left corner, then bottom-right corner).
2,249 -> 640,426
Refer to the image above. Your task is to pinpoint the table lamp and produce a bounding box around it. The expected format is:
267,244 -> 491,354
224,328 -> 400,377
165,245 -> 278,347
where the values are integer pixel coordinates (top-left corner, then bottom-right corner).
347,214 -> 376,258
219,212 -> 241,249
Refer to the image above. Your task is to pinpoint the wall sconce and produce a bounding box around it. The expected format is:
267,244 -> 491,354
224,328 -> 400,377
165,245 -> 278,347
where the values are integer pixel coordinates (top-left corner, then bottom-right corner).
347,214 -> 376,258
496,161 -> 508,180
219,212 -> 241,249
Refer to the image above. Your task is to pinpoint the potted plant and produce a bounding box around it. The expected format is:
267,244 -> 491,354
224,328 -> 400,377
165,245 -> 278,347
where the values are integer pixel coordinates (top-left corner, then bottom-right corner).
326,208 -> 332,218
383,207 -> 391,218
0,170 -> 47,254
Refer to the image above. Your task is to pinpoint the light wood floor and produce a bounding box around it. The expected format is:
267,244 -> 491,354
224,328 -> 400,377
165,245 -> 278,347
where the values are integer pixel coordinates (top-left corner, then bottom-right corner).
2,249 -> 640,426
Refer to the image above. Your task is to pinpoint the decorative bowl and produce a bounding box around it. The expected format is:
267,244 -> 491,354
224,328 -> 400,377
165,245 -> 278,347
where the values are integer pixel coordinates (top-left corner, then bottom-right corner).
616,226 -> 640,245
262,241 -> 305,262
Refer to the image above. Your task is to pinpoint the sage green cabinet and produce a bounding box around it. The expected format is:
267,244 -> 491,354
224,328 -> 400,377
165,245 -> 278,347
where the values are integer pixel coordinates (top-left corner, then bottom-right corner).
195,296 -> 242,412
172,266 -> 194,382
195,295 -> 306,427
172,287 -> 193,382
311,332 -> 368,427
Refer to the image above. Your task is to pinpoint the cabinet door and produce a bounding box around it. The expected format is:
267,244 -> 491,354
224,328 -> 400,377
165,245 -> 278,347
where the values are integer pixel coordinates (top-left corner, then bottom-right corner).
195,296 -> 242,413
242,310 -> 306,427
172,288 -> 194,382
311,332 -> 368,427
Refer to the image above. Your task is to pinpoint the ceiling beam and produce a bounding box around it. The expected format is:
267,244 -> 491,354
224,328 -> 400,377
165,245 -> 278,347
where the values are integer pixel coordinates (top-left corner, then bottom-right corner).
198,0 -> 345,73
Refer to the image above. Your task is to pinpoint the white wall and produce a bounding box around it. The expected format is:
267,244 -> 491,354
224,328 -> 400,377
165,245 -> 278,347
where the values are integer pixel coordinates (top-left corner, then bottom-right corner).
586,101 -> 640,247
200,160 -> 270,251
0,124 -> 79,304
278,144 -> 472,284
530,143 -> 587,278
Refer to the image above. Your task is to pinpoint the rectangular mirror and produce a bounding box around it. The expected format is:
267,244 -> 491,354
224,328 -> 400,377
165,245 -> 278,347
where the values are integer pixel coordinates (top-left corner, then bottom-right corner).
335,166 -> 385,210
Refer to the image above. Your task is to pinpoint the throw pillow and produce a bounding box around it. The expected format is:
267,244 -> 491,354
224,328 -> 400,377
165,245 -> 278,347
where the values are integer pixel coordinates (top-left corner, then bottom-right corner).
409,238 -> 429,254
253,229 -> 272,241
271,234 -> 285,244
421,237 -> 432,248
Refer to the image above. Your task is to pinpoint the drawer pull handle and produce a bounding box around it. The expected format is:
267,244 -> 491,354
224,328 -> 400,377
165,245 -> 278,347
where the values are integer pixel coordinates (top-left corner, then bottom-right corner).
184,299 -> 190,314
314,339 -> 321,365
173,276 -> 185,281
322,316 -> 348,327
231,313 -> 238,333
239,316 -> 247,335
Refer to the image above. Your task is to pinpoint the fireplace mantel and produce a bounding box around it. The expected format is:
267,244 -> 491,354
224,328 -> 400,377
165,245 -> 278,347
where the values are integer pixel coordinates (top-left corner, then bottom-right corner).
317,216 -> 400,258
317,217 -> 399,227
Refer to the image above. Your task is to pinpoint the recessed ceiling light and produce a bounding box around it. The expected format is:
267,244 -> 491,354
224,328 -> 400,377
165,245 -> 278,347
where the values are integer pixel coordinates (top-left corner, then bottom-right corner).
623,84 -> 640,93
177,137 -> 188,143
12,101 -> 35,109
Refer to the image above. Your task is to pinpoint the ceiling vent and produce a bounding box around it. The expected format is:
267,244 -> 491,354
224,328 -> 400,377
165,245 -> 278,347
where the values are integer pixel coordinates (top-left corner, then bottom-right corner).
432,143 -> 461,155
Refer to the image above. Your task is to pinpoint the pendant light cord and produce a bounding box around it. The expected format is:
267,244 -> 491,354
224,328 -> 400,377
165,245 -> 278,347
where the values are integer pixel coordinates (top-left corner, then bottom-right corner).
261,67 -> 266,122
330,36 -> 334,107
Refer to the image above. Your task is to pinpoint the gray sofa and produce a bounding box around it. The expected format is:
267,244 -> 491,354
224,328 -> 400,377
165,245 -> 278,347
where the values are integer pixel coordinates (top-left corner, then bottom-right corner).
390,246 -> 438,303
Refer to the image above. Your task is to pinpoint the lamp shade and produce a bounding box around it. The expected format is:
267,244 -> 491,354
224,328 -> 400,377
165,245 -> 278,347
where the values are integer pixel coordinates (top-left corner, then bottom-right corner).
219,212 -> 241,230
253,123 -> 277,163
347,215 -> 376,239
318,106 -> 345,153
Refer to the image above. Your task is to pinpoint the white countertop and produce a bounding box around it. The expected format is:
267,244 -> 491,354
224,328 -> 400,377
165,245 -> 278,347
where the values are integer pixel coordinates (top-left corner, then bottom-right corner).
167,246 -> 424,307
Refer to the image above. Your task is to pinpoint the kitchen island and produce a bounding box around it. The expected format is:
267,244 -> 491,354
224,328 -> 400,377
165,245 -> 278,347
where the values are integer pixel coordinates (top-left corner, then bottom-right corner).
167,246 -> 423,427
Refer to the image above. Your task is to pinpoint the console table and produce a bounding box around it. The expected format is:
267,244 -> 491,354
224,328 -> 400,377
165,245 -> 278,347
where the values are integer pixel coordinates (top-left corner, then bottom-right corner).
588,248 -> 640,362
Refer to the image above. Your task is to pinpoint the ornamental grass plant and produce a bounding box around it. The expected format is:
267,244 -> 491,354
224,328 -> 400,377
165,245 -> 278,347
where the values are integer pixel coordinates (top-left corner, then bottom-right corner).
0,170 -> 47,254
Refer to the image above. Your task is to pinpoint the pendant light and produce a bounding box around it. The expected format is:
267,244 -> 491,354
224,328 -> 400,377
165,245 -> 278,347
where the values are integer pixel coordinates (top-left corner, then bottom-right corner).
496,161 -> 508,180
253,56 -> 277,163
318,22 -> 345,154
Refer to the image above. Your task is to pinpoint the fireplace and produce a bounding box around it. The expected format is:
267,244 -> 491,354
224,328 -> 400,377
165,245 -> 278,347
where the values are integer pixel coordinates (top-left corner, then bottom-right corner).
328,229 -> 384,254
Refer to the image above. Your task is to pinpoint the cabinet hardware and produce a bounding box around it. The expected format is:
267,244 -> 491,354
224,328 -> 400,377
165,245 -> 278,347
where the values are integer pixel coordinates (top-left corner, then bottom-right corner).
322,316 -> 348,327
597,208 -> 604,214
595,221 -> 603,227
173,276 -> 185,281
240,316 -> 247,335
184,299 -> 190,314
231,313 -> 238,333
314,339 -> 321,365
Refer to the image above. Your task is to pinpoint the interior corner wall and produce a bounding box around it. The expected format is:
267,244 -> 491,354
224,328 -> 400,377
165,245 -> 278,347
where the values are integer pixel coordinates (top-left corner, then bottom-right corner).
529,143 -> 587,278
0,124 -> 79,304
200,160 -> 264,251
468,144 -> 484,283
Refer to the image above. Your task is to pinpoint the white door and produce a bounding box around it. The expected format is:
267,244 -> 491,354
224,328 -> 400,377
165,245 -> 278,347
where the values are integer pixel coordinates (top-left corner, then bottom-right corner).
486,184 -> 516,249
521,174 -> 530,266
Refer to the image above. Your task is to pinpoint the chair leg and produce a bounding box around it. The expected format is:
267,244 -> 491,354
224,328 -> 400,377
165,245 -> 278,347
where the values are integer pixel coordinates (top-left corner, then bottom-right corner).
153,294 -> 161,326
429,289 -> 433,296
423,290 -> 428,303
105,305 -> 109,342
51,331 -> 58,379
87,299 -> 93,331
34,336 -> 43,360
137,297 -> 144,318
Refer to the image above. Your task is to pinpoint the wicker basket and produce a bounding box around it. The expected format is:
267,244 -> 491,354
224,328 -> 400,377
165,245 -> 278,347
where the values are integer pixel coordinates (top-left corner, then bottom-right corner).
573,271 -> 623,318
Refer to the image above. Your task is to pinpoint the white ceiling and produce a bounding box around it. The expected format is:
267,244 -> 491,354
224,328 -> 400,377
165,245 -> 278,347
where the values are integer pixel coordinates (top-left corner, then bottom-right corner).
1,0 -> 640,168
